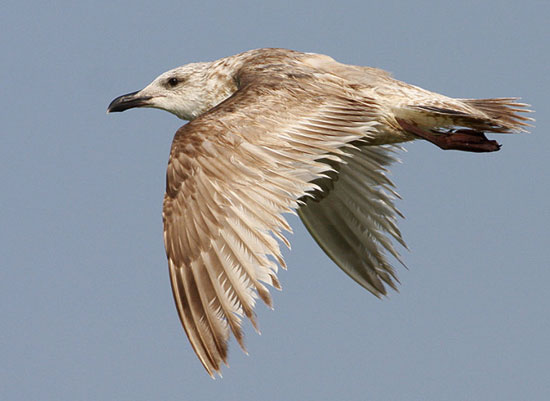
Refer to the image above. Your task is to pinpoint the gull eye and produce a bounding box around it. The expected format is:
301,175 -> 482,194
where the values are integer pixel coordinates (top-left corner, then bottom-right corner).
167,77 -> 180,87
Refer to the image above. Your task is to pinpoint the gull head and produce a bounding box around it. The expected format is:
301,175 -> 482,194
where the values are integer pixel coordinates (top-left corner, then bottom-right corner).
108,62 -> 237,121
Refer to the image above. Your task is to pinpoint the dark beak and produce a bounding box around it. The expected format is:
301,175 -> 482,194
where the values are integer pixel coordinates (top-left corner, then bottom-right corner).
107,90 -> 153,113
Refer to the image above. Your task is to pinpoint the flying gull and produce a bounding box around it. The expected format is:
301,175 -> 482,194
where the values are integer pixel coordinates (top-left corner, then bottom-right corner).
107,48 -> 532,377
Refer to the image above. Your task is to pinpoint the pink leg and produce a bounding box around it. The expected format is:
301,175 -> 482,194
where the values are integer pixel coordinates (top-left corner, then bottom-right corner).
395,118 -> 501,153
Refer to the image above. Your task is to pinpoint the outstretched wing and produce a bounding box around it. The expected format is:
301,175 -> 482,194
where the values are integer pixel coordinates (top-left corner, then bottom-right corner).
163,70 -> 391,376
298,145 -> 406,296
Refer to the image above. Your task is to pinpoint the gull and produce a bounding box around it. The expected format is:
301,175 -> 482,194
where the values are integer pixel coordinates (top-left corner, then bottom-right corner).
107,48 -> 532,377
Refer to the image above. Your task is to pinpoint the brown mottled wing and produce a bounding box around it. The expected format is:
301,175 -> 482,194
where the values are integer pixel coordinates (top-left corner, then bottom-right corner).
163,71 -> 394,376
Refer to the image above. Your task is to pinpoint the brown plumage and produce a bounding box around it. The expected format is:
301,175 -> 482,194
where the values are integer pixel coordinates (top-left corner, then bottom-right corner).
107,48 -> 533,377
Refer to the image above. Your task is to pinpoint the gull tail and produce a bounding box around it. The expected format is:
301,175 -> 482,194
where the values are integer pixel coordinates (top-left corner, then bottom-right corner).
397,97 -> 534,152
457,97 -> 533,133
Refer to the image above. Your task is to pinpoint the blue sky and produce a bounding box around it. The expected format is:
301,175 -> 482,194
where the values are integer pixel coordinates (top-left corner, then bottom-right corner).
2,1 -> 549,400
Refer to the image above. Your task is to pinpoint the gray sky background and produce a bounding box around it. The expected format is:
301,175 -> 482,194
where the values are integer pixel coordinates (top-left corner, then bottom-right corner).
2,1 -> 549,400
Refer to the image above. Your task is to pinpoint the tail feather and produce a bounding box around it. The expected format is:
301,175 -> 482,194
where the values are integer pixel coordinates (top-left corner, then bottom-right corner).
461,97 -> 534,133
412,97 -> 533,134
397,97 -> 533,153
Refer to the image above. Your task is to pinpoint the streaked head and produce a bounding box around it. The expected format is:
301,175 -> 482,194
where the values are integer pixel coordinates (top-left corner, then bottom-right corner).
108,62 -> 237,120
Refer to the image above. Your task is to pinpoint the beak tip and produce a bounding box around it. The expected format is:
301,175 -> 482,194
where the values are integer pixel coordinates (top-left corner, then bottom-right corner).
106,101 -> 120,114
